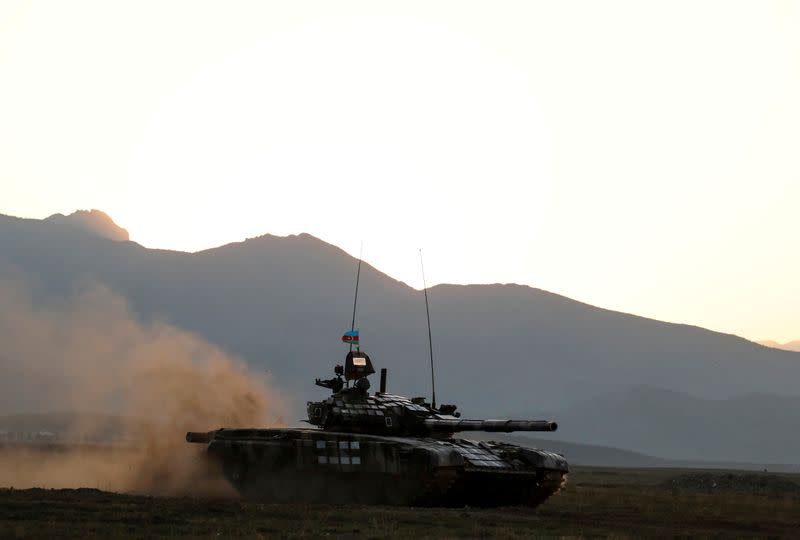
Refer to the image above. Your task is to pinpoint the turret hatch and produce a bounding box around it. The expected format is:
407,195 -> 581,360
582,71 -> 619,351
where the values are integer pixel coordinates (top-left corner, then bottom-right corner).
345,351 -> 375,381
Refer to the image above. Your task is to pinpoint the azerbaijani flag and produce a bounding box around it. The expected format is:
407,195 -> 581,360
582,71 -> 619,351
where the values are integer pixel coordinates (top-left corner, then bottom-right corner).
342,329 -> 359,345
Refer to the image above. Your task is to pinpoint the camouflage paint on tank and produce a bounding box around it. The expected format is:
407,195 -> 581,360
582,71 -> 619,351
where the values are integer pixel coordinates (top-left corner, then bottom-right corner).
187,349 -> 568,507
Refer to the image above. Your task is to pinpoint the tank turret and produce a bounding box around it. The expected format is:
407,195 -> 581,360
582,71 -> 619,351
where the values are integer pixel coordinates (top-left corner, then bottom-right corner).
306,350 -> 559,438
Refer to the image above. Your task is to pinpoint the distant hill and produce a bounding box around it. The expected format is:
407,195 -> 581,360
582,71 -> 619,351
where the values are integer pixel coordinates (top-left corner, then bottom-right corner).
0,413 -> 134,441
540,386 -> 800,463
481,434 -> 800,472
2,211 -> 800,463
758,340 -> 800,352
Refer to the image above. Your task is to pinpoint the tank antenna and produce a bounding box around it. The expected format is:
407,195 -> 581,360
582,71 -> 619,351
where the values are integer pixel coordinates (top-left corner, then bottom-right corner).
350,242 -> 363,352
419,249 -> 436,410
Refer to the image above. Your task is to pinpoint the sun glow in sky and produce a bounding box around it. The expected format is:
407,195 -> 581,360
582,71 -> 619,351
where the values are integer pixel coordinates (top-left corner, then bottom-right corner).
2,1 -> 799,342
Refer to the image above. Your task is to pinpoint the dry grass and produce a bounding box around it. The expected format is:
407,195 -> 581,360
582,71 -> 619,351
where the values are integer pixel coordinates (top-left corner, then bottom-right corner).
1,466 -> 799,538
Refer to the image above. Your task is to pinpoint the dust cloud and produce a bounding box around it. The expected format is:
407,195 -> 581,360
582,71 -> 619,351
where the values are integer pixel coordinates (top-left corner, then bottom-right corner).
0,274 -> 286,495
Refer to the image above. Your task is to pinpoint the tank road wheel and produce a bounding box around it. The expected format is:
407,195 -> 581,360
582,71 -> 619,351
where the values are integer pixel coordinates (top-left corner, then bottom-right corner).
298,470 -> 329,504
269,472 -> 301,503
222,459 -> 249,496
382,474 -> 415,506
524,470 -> 567,508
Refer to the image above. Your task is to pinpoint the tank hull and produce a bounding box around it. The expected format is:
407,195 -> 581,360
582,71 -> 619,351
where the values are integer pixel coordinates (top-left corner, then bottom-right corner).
198,428 -> 568,507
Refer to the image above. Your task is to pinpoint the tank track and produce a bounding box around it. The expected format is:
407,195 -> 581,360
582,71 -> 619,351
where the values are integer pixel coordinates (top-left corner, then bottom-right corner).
417,467 -> 568,507
202,429 -> 568,507
218,457 -> 567,507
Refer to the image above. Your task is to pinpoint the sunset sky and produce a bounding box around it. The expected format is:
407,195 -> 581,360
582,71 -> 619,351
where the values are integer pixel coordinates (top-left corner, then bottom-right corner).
2,1 -> 798,343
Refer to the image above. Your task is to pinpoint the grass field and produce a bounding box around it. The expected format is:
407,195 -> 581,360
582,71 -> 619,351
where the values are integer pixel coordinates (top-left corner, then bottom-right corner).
1,466 -> 799,538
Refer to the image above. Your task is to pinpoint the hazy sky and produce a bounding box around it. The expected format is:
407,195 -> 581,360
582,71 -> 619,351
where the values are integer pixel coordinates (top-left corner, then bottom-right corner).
2,1 -> 798,342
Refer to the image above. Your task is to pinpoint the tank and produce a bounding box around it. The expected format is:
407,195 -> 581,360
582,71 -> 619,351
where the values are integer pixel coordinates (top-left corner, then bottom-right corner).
187,349 -> 568,507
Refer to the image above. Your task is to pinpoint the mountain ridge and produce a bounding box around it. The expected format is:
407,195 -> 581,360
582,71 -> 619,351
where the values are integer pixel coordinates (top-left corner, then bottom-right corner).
18,210 -> 799,349
757,340 -> 800,352
544,385 -> 800,462
2,210 -> 800,463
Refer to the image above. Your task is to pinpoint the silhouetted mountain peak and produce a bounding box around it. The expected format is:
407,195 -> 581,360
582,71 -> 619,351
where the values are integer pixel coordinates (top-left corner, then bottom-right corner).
199,232 -> 333,253
45,209 -> 129,241
192,231 -> 410,288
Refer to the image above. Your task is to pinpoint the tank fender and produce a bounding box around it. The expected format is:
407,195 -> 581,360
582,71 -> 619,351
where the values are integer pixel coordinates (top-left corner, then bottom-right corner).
515,448 -> 569,472
426,444 -> 465,468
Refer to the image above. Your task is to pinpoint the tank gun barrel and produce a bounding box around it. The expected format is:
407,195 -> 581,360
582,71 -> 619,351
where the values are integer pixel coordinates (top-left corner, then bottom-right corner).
186,431 -> 213,443
423,419 -> 558,433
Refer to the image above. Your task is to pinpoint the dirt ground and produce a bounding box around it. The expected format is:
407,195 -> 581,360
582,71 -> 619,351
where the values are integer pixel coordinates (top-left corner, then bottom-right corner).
2,466 -> 799,538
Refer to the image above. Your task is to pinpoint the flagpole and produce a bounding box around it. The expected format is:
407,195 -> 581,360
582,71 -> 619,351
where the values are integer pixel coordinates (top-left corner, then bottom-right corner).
420,249 -> 436,410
